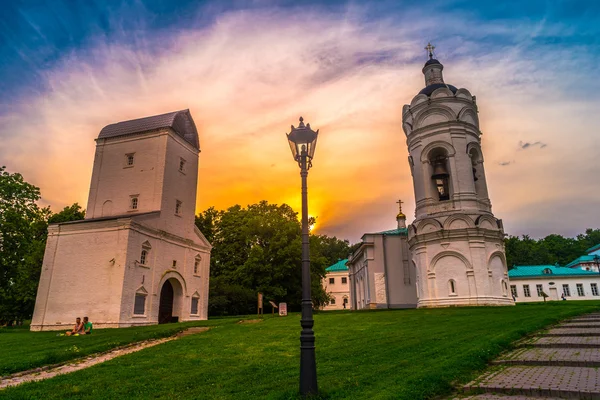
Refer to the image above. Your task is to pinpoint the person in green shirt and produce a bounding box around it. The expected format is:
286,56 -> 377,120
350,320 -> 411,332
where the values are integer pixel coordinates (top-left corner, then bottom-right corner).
83,316 -> 93,334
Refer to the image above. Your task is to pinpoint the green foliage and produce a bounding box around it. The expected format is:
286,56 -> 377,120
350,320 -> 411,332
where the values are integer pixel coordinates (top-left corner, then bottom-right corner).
0,166 -> 50,325
2,303 -> 599,399
196,201 -> 350,316
505,229 -> 600,268
0,166 -> 87,325
207,276 -> 257,316
47,203 -> 85,224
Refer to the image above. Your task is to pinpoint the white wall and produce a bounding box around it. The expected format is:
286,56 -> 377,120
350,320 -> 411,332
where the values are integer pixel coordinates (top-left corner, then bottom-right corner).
31,221 -> 129,330
510,276 -> 600,302
86,131 -> 168,218
322,271 -> 350,310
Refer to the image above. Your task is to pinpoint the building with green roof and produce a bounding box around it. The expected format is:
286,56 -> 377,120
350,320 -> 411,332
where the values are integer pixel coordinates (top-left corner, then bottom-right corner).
508,265 -> 600,302
322,259 -> 350,310
562,244 -> 600,272
346,209 -> 417,310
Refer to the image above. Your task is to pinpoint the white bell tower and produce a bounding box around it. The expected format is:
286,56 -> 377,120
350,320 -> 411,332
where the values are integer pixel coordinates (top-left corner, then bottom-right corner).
402,44 -> 513,307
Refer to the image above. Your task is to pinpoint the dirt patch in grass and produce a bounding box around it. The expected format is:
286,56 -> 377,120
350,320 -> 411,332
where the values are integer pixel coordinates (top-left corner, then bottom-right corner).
237,319 -> 263,324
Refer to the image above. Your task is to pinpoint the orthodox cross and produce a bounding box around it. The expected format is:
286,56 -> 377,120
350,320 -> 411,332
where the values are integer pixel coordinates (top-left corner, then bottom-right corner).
396,199 -> 404,214
425,42 -> 435,59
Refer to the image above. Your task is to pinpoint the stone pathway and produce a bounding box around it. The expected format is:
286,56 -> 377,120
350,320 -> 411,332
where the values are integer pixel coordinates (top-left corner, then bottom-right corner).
455,312 -> 600,399
0,326 -> 210,390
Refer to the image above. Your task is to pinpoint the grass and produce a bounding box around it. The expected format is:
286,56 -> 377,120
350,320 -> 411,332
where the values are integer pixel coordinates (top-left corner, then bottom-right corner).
1,301 -> 599,400
0,317 -> 241,376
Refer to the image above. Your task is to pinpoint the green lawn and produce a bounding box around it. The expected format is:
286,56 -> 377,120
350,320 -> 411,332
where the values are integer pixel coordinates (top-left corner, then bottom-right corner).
1,302 -> 599,400
0,318 -> 239,376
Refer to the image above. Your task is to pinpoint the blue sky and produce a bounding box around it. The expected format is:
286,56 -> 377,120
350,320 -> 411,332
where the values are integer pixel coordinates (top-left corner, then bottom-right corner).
1,0 -> 600,242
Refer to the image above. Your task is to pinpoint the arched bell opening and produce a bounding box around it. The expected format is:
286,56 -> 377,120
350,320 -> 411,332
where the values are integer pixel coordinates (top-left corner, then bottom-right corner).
469,147 -> 485,198
428,148 -> 452,201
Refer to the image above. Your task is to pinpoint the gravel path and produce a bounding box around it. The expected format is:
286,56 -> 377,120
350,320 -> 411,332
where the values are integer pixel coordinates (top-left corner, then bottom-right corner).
0,326 -> 209,389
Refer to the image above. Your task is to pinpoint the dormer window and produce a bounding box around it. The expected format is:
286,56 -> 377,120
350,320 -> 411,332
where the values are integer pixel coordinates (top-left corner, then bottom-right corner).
125,153 -> 135,167
179,158 -> 186,173
543,268 -> 553,275
175,200 -> 182,215
130,196 -> 139,210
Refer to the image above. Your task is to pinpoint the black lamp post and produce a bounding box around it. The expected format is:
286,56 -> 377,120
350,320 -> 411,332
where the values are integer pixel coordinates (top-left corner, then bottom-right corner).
286,116 -> 319,396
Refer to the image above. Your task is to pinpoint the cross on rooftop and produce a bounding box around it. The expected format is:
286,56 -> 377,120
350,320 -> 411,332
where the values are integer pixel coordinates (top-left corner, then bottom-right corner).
396,199 -> 404,213
425,42 -> 435,59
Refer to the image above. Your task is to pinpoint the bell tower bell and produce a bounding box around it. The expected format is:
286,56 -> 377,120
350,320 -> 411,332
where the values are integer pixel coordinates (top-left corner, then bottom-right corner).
402,44 -> 513,308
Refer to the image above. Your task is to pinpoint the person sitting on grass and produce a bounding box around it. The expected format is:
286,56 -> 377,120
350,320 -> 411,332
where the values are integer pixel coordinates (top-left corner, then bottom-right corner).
66,317 -> 84,336
82,316 -> 93,334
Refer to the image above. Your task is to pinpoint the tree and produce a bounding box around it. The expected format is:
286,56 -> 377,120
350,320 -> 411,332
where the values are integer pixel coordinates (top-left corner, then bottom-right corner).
0,166 -> 50,325
194,206 -> 219,245
48,203 -> 85,224
196,201 -> 341,316
505,231 -> 600,268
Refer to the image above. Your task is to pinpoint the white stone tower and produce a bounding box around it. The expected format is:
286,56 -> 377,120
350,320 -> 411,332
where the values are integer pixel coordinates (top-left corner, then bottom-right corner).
402,44 -> 513,307
31,110 -> 212,331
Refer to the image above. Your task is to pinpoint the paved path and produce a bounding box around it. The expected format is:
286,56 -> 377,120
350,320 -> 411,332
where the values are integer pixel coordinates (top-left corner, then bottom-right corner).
0,326 -> 210,390
455,312 -> 600,399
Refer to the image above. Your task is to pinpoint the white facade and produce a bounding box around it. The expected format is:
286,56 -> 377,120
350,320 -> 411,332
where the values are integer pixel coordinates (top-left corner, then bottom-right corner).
31,110 -> 211,331
322,270 -> 350,310
402,54 -> 513,308
347,215 -> 418,310
510,277 -> 600,302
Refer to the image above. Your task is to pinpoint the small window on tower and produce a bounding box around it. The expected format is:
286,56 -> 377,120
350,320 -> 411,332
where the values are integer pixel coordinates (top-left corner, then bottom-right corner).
140,250 -> 148,265
172,260 -> 177,268
130,196 -> 139,210
125,153 -> 135,167
448,279 -> 457,295
139,241 -> 151,266
179,158 -> 186,173
175,200 -> 182,215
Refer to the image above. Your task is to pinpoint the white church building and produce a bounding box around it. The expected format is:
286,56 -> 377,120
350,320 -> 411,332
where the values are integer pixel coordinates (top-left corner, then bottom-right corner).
348,45 -> 513,309
31,110 -> 212,331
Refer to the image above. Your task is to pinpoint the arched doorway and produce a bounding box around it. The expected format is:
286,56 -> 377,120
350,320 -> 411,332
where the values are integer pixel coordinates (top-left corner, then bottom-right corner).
158,280 -> 174,324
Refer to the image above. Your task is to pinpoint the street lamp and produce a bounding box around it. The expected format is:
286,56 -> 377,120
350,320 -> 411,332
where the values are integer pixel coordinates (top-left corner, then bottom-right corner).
286,116 -> 319,396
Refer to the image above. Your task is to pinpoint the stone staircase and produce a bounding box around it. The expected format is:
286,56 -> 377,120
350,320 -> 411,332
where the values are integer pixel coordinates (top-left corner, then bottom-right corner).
457,313 -> 600,399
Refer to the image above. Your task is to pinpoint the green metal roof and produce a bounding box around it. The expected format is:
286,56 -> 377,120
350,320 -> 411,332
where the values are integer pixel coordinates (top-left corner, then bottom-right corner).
326,259 -> 349,272
509,265 -> 599,278
586,243 -> 600,254
373,228 -> 408,236
564,255 -> 599,268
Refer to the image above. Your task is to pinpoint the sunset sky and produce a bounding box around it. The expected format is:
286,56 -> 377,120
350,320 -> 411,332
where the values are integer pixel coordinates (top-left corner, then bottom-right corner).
1,0 -> 599,243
